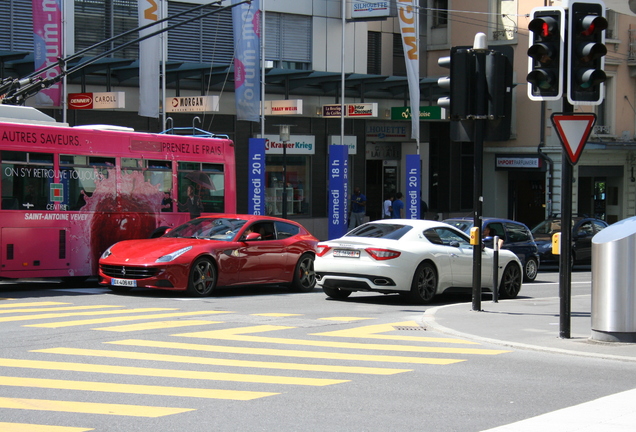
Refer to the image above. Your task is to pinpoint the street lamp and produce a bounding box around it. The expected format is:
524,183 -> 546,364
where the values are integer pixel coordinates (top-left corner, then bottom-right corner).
277,124 -> 293,218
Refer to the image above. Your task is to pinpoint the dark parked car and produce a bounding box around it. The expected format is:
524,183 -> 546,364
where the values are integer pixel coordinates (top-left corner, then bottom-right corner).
444,217 -> 541,282
531,217 -> 608,267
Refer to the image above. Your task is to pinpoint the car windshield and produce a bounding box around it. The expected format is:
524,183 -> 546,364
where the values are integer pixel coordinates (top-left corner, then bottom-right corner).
444,220 -> 472,233
346,223 -> 412,240
164,217 -> 247,241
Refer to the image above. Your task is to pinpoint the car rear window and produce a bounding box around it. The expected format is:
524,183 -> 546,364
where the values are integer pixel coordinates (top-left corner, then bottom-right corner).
346,223 -> 412,240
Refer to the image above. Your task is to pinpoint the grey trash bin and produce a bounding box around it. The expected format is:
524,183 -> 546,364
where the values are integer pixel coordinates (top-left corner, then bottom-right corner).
591,216 -> 636,342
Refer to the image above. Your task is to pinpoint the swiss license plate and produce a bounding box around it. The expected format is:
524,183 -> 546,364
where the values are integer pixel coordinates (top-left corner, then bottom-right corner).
111,278 -> 137,287
333,249 -> 360,258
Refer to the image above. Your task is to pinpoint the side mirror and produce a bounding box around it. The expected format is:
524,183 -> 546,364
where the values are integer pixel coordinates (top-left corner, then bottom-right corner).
244,232 -> 262,241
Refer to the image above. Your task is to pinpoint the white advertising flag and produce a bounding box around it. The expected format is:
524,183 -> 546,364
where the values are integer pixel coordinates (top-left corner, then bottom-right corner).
138,0 -> 160,118
398,0 -> 420,141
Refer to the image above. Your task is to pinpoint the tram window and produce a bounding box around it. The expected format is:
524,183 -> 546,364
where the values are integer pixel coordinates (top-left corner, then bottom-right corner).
177,161 -> 224,213
1,151 -> 54,211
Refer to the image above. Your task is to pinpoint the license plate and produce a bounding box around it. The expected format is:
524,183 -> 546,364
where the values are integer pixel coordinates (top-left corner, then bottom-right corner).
333,249 -> 360,258
111,278 -> 137,287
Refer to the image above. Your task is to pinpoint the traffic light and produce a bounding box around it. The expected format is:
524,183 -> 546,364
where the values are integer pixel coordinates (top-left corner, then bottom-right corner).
527,6 -> 565,101
567,1 -> 607,105
437,48 -> 474,120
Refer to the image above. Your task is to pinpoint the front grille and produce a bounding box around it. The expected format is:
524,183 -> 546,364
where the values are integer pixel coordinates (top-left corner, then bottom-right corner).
100,264 -> 159,280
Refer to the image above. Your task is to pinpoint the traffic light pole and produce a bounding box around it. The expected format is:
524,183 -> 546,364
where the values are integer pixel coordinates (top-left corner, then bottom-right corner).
559,104 -> 574,339
472,36 -> 488,312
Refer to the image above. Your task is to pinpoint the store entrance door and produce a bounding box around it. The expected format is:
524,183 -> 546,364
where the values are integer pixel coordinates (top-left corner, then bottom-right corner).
366,160 -> 398,221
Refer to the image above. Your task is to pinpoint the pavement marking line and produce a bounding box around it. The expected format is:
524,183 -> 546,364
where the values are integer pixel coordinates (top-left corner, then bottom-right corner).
0,397 -> 193,417
0,422 -> 93,432
0,375 -> 278,400
25,310 -> 234,328
34,347 -> 412,375
0,308 -> 177,324
175,325 -> 509,355
312,320 -> 481,344
92,320 -> 223,332
318,317 -> 375,322
251,313 -> 302,317
0,302 -> 71,308
0,358 -> 348,386
0,305 -> 123,315
109,339 -> 466,365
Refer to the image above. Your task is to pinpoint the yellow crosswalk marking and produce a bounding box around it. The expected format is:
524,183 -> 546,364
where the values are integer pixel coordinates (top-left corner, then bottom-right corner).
0,358 -> 348,386
0,305 -> 122,314
25,310 -> 233,328
0,302 -> 71,308
0,422 -> 93,432
176,325 -> 509,355
0,376 -> 277,400
318,317 -> 375,322
109,339 -> 465,365
0,397 -> 192,417
92,320 -> 222,332
0,308 -> 176,324
312,320 -> 480,344
34,347 -> 412,375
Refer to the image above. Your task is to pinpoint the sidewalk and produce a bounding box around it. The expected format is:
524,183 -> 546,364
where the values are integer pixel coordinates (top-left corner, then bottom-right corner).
421,294 -> 636,362
422,294 -> 636,431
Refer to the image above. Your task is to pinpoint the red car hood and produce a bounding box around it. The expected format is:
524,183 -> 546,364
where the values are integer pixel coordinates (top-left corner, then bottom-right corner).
105,237 -> 221,264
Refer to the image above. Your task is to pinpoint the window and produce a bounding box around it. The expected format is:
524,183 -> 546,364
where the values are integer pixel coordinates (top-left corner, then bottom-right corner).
431,0 -> 448,29
177,161 -> 225,214
2,151 -> 54,211
122,158 -> 173,211
505,223 -> 531,242
265,13 -> 312,70
392,34 -> 406,76
275,221 -> 300,240
367,31 -> 382,75
0,0 -> 33,51
265,155 -> 310,216
75,0 -> 139,59
59,155 -> 115,211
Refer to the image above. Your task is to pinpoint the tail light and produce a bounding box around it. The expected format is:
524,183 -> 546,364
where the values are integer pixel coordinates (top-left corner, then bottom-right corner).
365,248 -> 401,260
316,244 -> 332,257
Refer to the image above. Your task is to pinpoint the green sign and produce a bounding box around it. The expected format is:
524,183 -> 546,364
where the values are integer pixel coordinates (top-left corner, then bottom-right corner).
391,106 -> 446,121
50,183 -> 64,202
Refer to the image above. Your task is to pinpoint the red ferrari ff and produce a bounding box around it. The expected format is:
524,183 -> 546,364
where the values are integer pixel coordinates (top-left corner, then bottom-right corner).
99,214 -> 318,296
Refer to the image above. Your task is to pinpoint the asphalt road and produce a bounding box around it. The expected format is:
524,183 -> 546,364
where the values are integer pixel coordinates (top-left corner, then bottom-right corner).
0,269 -> 634,432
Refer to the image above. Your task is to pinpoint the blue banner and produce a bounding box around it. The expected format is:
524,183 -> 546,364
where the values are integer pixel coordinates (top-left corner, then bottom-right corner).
328,145 -> 349,240
248,138 -> 266,215
232,0 -> 261,122
406,154 -> 421,219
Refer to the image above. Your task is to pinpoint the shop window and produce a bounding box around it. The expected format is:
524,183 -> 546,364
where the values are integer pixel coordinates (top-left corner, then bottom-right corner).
265,155 -> 310,216
1,151 -> 54,211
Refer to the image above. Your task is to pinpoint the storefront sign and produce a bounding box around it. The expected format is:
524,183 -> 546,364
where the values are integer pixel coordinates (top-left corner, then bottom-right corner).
328,135 -> 357,155
366,123 -> 409,141
406,154 -> 421,219
165,95 -> 219,113
248,138 -> 266,215
322,103 -> 378,118
365,142 -> 401,160
496,155 -> 542,169
391,106 -> 446,121
260,134 -> 315,154
350,1 -> 396,19
264,99 -> 303,115
68,92 -> 125,109
328,144 -> 349,240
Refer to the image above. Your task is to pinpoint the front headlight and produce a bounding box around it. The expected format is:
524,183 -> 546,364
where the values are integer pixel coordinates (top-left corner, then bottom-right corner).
101,246 -> 113,259
156,246 -> 193,263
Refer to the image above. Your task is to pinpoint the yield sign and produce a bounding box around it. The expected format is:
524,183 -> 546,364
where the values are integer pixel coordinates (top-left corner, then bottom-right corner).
550,113 -> 596,165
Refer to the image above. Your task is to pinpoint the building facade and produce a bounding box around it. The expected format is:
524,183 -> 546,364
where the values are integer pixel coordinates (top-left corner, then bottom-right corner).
2,0 -> 636,239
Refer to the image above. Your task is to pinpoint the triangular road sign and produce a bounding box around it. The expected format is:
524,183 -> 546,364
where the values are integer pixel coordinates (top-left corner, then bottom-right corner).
550,113 -> 596,165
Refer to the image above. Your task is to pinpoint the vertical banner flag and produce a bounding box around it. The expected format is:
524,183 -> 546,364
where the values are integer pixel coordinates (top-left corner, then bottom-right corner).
232,0 -> 261,122
248,138 -> 266,215
138,0 -> 160,118
398,0 -> 420,141
406,154 -> 421,219
328,145 -> 349,240
32,0 -> 63,107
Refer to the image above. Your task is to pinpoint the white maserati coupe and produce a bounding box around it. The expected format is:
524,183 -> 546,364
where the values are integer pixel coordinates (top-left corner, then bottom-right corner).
315,219 -> 523,304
